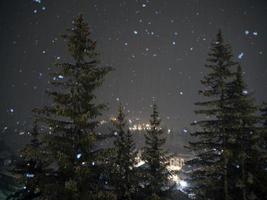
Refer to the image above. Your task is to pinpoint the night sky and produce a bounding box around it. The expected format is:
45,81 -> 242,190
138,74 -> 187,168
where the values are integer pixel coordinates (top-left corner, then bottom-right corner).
1,0 -> 267,148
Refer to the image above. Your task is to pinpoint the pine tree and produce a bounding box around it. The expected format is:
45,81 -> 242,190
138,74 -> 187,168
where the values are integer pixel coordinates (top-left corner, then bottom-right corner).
260,102 -> 267,169
33,14 -> 112,200
8,123 -> 47,200
142,103 -> 168,198
186,30 -> 238,200
111,104 -> 137,200
256,102 -> 267,199
0,139 -> 18,199
225,65 -> 265,200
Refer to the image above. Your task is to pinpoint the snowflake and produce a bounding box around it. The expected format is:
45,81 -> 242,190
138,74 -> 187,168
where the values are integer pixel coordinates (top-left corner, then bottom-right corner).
58,75 -> 64,79
76,153 -> 82,159
26,173 -> 35,178
33,0 -> 41,3
182,129 -> 188,133
242,90 -> 248,95
238,52 -> 244,59
253,31 -> 258,36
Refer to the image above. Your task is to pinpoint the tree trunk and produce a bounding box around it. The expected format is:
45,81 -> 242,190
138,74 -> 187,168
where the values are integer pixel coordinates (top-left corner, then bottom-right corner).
241,156 -> 247,200
224,156 -> 230,200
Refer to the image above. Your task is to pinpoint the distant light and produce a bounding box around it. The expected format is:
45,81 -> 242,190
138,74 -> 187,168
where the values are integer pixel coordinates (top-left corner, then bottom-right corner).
142,4 -> 146,7
244,30 -> 249,35
76,153 -> 82,159
33,0 -> 41,3
33,9 -> 38,14
133,30 -> 138,35
42,6 -> 46,11
172,41 -> 176,45
180,180 -> 188,188
10,108 -> 14,113
238,52 -> 244,59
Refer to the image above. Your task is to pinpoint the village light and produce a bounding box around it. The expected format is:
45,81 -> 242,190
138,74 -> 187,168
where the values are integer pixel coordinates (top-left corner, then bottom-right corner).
180,180 -> 188,188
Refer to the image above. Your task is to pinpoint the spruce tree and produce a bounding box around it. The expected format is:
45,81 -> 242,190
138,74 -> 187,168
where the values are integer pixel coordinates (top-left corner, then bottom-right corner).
142,103 -> 168,198
260,101 -> 267,164
186,30 -> 238,200
33,14 -> 112,200
0,139 -> 18,199
260,102 -> 267,169
225,65 -> 264,200
257,102 -> 267,199
8,123 -> 46,200
111,104 -> 137,200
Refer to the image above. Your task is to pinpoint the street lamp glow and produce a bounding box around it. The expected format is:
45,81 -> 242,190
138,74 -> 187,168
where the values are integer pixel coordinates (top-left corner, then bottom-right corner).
180,180 -> 188,188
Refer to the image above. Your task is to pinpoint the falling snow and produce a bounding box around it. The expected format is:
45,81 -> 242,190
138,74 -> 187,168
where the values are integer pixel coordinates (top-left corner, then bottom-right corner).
238,52 -> 244,59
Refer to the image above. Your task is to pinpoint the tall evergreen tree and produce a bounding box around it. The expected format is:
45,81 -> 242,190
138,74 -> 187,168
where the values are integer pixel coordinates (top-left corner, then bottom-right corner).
0,139 -> 18,199
33,14 -> 112,200
225,65 -> 265,200
111,104 -> 137,200
257,102 -> 267,199
186,30 -> 238,200
8,123 -> 47,200
142,103 -> 168,199
260,102 -> 267,168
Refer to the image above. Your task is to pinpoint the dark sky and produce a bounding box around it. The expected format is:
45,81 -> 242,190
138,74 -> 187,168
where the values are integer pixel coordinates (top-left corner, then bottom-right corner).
1,0 -> 267,146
